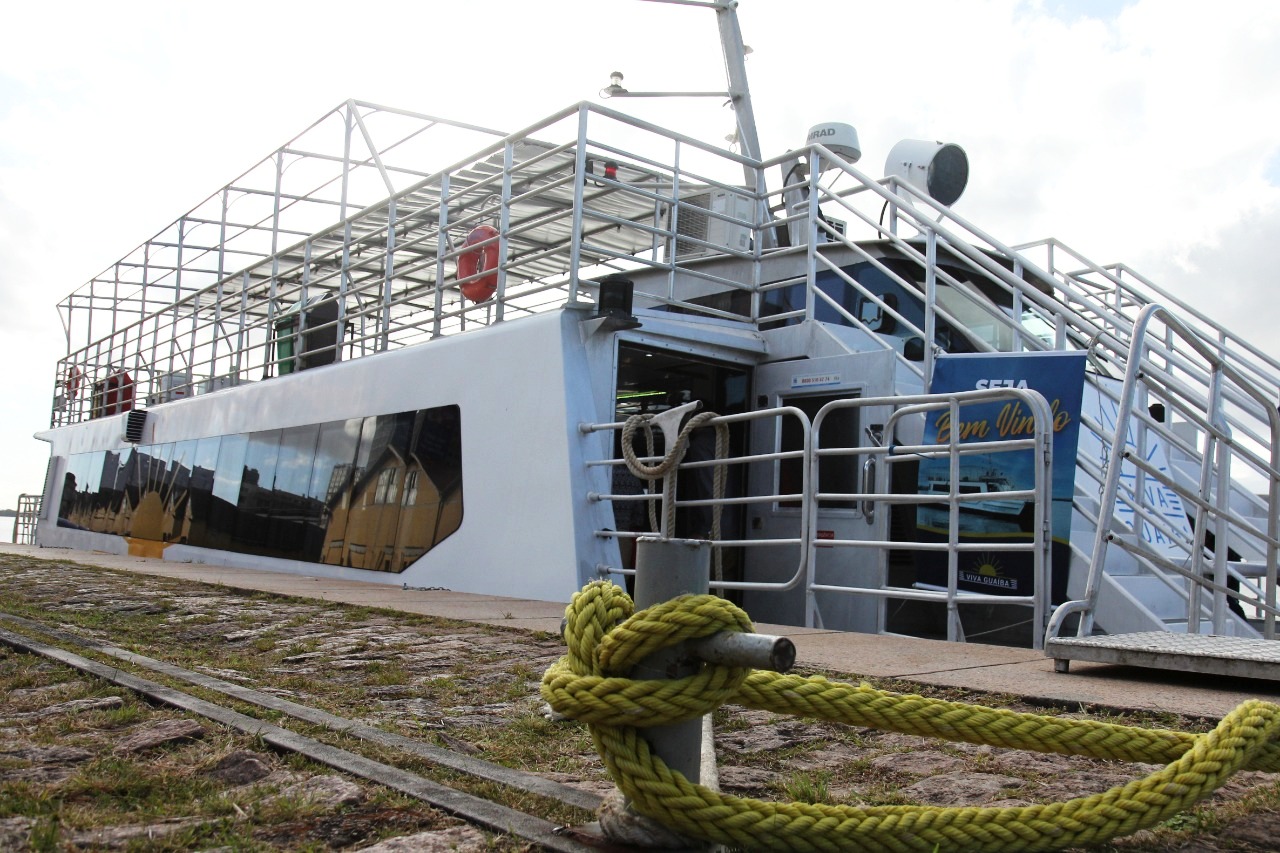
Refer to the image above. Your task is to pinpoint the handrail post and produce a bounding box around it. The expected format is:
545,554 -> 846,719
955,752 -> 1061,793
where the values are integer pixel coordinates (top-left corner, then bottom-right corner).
567,105 -> 589,308
924,230 -> 938,388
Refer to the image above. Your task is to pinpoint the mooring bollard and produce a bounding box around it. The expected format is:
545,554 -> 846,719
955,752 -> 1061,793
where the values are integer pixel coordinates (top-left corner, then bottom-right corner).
580,535 -> 798,850
632,536 -> 797,786
632,536 -> 712,784
604,405 -> 796,848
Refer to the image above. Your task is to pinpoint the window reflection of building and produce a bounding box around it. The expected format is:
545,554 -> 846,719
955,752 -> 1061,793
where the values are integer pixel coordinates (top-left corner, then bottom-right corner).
322,407 -> 464,572
374,469 -> 398,505
56,405 -> 462,574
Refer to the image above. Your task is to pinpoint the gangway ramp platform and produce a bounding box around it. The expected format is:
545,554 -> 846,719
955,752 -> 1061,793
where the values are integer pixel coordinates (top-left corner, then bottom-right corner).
1048,632 -> 1280,681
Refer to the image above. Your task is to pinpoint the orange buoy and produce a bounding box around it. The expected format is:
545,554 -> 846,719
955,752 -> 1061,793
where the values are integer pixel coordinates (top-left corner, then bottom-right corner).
457,225 -> 500,303
64,366 -> 83,400
92,370 -> 134,417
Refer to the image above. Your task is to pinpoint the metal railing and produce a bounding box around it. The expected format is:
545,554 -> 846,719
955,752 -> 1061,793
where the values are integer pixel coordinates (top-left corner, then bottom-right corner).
805,390 -> 1053,647
52,102 -> 770,427
12,495 -> 41,545
1048,304 -> 1280,641
585,405 -> 813,592
586,388 -> 1055,647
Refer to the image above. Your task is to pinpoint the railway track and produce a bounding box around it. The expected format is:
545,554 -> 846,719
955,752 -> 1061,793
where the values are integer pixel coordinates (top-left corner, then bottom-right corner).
0,612 -> 606,852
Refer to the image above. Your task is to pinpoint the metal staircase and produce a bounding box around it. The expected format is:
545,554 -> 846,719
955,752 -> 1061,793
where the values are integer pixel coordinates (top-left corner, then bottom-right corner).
780,148 -> 1280,658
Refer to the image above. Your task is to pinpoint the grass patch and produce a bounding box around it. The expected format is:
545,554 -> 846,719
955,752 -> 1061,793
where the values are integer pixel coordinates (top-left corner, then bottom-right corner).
366,660 -> 411,686
99,703 -> 149,729
28,816 -> 61,853
780,771 -> 834,805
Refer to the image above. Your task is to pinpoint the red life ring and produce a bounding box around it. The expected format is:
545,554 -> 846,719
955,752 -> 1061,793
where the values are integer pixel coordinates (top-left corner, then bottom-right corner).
457,225 -> 500,303
64,366 -> 83,400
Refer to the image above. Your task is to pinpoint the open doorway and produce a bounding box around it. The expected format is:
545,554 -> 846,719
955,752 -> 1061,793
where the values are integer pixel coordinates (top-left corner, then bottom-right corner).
612,343 -> 751,589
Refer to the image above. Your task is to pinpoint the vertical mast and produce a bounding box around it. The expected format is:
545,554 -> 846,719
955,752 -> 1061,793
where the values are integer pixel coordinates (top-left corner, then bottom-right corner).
715,0 -> 762,167
713,0 -> 770,244
635,0 -> 766,196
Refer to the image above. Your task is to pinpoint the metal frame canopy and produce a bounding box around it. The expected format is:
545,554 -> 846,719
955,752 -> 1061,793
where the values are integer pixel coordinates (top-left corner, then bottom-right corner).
53,98 -> 760,426
59,100 -> 511,343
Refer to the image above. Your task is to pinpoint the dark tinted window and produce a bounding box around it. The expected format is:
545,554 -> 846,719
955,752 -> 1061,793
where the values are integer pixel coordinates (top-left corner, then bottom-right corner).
58,405 -> 463,573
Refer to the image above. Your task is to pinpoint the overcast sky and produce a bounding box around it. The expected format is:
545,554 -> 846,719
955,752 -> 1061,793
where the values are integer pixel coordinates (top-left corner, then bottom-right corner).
1,0 -> 1277,512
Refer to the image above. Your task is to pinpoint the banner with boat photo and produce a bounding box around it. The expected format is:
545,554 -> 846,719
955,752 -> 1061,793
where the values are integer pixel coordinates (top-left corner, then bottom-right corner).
914,351 -> 1087,602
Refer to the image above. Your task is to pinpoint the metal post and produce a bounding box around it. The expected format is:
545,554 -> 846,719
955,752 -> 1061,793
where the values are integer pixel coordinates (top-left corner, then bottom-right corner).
433,173 -> 450,338
924,230 -> 937,388
381,197 -> 397,352
631,536 -> 710,784
496,142 -> 513,322
568,105 -> 589,308
339,105 -> 353,360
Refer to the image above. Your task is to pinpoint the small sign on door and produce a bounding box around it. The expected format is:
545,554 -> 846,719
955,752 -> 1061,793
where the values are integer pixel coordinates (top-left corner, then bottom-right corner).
791,373 -> 842,389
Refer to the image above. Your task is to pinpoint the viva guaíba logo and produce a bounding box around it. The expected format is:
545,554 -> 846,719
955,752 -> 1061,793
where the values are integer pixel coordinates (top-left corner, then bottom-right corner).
960,553 -> 1017,590
934,398 -> 1072,444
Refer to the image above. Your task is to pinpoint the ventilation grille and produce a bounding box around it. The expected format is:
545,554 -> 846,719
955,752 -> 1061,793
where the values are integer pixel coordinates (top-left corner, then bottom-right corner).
124,409 -> 149,444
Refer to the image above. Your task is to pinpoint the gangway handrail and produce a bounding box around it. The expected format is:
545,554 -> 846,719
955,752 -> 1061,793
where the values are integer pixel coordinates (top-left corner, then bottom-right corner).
805,389 -> 1054,647
789,144 -> 1115,354
1048,303 -> 1280,643
1081,316 -> 1280,524
1104,261 -> 1280,392
1069,428 -> 1268,627
1013,238 -> 1280,397
585,406 -> 815,594
1011,238 -> 1280,437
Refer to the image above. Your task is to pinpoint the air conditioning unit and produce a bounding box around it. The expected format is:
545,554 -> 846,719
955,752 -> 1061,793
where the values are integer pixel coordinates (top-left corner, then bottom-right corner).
148,371 -> 192,405
672,189 -> 754,260
198,374 -> 239,395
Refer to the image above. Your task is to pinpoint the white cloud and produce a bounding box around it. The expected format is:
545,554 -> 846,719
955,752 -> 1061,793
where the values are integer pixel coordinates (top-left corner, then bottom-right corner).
1143,202 -> 1280,360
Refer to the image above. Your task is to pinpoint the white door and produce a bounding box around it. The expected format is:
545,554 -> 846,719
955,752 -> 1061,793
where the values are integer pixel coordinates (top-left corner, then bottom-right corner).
742,350 -> 897,630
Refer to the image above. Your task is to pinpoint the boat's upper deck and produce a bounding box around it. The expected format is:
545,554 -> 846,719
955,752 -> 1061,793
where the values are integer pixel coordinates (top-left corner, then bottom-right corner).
51,98 -> 1280,442
54,100 -> 780,425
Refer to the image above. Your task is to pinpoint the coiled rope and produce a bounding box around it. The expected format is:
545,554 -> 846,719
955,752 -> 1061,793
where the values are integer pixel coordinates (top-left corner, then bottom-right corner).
542,581 -> 1280,852
621,411 -> 729,580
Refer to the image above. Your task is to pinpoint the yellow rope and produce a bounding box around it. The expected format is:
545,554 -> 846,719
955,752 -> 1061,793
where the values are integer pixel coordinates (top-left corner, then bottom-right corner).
542,581 -> 1280,852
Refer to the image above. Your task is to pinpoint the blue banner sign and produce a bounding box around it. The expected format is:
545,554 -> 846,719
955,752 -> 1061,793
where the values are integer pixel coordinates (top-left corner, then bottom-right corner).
915,350 -> 1087,601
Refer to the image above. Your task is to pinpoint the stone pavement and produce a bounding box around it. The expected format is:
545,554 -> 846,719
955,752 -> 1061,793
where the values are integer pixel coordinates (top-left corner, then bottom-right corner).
5,542 -> 1279,718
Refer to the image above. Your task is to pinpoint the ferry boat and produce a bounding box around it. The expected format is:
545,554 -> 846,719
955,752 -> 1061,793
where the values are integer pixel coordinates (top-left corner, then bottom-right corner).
32,1 -> 1280,662
920,465 -> 1027,521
